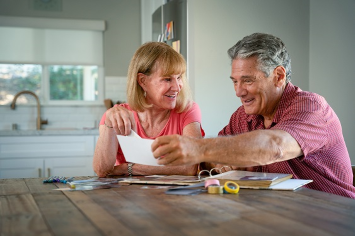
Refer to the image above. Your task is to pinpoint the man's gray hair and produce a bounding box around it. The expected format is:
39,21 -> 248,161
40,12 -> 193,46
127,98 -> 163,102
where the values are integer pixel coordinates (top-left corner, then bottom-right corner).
227,33 -> 292,83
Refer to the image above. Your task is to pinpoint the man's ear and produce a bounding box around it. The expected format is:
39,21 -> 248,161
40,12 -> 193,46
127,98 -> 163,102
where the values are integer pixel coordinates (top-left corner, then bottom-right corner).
137,73 -> 147,89
274,66 -> 286,87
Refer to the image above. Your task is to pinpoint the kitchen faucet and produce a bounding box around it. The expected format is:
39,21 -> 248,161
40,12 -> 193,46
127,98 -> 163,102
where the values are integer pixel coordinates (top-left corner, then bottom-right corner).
10,90 -> 48,130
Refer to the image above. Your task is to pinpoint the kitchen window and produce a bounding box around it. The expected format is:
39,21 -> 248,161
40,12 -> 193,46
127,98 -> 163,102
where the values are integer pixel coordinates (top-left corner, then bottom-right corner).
0,16 -> 105,106
0,64 -> 101,105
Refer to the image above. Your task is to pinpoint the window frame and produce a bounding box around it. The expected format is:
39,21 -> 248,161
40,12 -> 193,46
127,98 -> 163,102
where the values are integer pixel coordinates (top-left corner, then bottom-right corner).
0,63 -> 104,106
42,64 -> 104,106
0,16 -> 106,106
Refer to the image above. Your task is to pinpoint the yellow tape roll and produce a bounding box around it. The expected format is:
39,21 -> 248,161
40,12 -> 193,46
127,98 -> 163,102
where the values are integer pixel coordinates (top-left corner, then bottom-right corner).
224,181 -> 240,194
208,186 -> 224,194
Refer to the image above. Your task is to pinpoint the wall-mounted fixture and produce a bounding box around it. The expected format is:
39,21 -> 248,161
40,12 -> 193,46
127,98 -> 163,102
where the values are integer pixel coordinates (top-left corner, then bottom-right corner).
10,90 -> 48,130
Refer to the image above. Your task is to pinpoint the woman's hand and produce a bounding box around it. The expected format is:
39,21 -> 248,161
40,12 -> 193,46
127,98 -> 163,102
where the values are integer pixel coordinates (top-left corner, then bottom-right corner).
105,106 -> 137,136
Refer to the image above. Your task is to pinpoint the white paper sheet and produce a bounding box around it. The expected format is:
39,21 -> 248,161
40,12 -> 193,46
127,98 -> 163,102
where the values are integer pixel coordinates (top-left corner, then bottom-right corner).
126,130 -> 141,139
268,179 -> 313,190
117,132 -> 159,166
243,179 -> 313,190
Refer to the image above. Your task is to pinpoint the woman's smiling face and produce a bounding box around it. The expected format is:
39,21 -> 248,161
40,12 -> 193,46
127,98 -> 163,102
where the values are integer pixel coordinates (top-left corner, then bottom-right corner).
140,66 -> 183,111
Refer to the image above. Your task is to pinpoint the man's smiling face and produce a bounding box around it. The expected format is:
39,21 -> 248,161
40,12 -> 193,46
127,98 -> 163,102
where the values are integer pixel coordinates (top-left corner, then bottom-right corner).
230,56 -> 282,120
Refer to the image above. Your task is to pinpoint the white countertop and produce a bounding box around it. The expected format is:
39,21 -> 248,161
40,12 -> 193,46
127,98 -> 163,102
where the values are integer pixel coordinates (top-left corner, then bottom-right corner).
0,128 -> 99,136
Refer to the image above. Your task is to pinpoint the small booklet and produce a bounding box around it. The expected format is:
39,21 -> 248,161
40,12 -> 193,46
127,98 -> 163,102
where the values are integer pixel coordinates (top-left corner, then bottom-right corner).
119,175 -> 200,186
68,177 -> 123,190
206,170 -> 293,188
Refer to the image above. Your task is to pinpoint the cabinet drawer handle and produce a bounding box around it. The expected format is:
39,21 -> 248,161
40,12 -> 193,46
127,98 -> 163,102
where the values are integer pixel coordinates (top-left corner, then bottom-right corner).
38,168 -> 41,177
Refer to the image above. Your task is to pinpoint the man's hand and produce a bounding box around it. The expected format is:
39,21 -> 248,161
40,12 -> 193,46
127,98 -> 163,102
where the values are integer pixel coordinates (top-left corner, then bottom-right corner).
151,135 -> 202,166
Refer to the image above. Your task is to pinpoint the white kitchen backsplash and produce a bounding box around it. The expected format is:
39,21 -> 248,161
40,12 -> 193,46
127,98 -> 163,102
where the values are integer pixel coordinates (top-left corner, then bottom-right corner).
105,76 -> 127,104
0,76 -> 127,131
0,105 -> 106,131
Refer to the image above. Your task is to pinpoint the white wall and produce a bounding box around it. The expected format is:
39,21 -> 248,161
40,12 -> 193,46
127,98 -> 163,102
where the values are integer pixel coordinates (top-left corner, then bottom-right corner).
188,0 -> 310,137
141,0 -> 166,44
309,0 -> 355,163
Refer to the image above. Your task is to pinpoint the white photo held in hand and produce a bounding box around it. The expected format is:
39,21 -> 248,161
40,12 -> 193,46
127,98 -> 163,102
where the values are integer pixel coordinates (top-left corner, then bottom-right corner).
116,131 -> 161,166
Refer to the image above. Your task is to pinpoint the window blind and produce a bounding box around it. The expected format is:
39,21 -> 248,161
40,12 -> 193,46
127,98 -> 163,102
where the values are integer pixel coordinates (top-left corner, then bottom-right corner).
0,16 -> 105,66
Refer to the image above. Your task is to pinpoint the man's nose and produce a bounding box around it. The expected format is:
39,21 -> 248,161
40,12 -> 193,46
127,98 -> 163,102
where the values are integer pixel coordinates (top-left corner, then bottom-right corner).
235,83 -> 245,97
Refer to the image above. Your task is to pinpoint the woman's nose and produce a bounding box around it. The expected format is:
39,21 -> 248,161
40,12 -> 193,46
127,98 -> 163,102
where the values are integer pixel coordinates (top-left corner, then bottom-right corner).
172,78 -> 181,91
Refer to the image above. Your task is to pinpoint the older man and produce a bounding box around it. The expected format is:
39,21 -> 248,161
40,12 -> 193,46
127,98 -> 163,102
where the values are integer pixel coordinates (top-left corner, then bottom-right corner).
152,33 -> 355,199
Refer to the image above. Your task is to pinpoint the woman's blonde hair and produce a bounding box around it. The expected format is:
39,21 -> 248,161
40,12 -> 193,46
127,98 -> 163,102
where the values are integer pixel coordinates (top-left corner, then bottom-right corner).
126,42 -> 192,113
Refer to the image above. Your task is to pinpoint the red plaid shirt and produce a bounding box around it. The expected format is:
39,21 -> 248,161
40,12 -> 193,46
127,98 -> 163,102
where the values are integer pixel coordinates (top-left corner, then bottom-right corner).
219,82 -> 355,199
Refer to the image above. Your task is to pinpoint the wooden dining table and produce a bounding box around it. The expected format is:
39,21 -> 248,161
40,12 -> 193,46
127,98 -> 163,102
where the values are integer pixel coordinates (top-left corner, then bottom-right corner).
1,176 -> 354,236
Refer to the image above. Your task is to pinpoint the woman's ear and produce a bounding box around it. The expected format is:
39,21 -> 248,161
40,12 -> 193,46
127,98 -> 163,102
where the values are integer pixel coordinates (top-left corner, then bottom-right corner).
137,73 -> 147,89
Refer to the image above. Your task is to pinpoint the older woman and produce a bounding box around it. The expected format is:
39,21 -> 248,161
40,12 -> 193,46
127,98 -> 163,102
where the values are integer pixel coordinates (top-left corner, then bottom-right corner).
93,42 -> 204,177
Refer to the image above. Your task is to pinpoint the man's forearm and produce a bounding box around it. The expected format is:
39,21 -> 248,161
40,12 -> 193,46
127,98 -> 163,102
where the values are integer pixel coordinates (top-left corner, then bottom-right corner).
199,130 -> 301,167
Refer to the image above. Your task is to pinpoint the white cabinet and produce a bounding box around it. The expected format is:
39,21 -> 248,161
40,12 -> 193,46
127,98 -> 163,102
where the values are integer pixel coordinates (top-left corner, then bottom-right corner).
0,136 -> 96,179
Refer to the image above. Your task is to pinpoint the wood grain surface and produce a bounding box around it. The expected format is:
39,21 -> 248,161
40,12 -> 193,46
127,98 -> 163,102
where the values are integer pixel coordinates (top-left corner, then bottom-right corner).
1,177 -> 354,236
